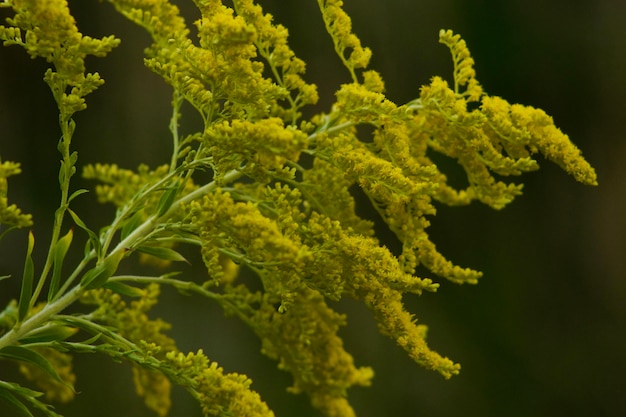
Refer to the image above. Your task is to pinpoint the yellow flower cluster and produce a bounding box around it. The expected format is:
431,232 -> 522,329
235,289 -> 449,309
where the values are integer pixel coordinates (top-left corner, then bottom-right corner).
108,0 -> 316,124
1,0 -> 599,415
0,0 -> 119,119
73,6 -> 597,415
193,0 -> 285,119
438,29 -> 483,100
317,0 -> 372,81
302,158 -> 375,235
188,187 -> 310,294
0,160 -> 33,235
186,179 -> 461,414
203,118 -> 308,180
300,212 -> 459,376
131,364 -> 172,417
481,96 -> 598,185
232,0 -> 319,123
311,86 -> 483,286
244,286 -> 373,417
418,77 -> 596,210
334,82 -> 398,122
81,284 -> 276,417
164,349 -> 274,417
188,188 -> 378,416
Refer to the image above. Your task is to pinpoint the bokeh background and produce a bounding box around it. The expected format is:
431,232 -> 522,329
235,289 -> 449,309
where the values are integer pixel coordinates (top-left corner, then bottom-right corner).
1,1 -> 625,416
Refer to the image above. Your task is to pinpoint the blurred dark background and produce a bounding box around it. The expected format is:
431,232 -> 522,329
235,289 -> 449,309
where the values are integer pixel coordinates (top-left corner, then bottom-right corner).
1,1 -> 624,416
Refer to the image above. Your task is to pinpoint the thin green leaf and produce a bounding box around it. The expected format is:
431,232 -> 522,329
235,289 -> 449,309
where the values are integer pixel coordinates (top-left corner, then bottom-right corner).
0,275 -> 10,281
56,336 -> 105,353
80,249 -> 126,290
50,322 -> 102,346
67,188 -> 89,203
0,386 -> 34,417
67,207 -> 101,257
83,237 -> 93,259
79,333 -> 103,346
19,324 -> 78,344
103,281 -> 146,297
121,210 -> 143,240
50,335 -> 103,354
1,377 -> 64,417
55,340 -> 99,354
161,271 -> 183,279
18,231 -> 35,322
135,245 -> 189,263
0,346 -> 66,386
48,228 -> 74,301
155,181 -> 179,217
0,381 -> 44,398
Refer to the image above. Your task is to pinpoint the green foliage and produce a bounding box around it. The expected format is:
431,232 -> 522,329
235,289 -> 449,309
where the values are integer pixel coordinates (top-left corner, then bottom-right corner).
0,0 -> 597,416
17,232 -> 34,323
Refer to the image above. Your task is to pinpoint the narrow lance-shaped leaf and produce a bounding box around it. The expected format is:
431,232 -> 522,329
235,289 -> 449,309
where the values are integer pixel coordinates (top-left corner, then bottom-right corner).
18,324 -> 78,344
155,181 -> 179,218
48,228 -> 73,301
67,188 -> 89,204
18,231 -> 35,322
80,249 -> 126,290
0,376 -> 64,417
0,346 -> 68,387
0,381 -> 44,399
103,281 -> 146,297
67,207 -> 101,258
0,386 -> 35,417
121,210 -> 143,240
135,245 -> 189,263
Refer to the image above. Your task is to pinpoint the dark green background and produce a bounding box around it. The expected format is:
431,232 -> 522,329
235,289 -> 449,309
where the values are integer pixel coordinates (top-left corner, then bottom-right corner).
1,1 -> 624,416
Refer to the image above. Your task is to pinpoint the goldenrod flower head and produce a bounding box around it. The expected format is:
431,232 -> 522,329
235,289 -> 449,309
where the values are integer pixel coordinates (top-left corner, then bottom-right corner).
0,160 -> 33,234
1,0 -> 119,118
233,0 -> 318,122
204,118 -> 308,179
317,0 -> 372,81
439,29 -> 483,101
163,349 -> 275,417
132,366 -> 172,417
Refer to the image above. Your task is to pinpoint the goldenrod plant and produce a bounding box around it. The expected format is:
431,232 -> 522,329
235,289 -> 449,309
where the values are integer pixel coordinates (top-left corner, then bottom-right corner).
0,0 -> 597,416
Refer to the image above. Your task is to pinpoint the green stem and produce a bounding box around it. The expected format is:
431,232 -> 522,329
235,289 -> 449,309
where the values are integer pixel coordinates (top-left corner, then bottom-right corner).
99,167 -> 186,257
169,91 -> 184,173
0,283 -> 82,350
111,275 -> 220,300
109,275 -> 247,322
52,255 -> 95,302
30,117 -> 76,309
